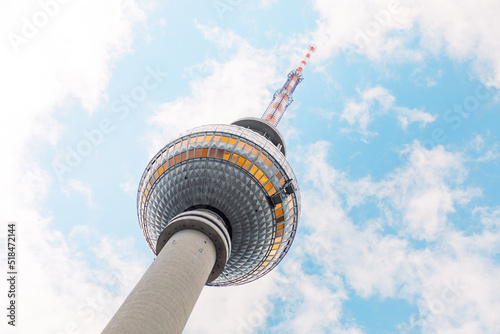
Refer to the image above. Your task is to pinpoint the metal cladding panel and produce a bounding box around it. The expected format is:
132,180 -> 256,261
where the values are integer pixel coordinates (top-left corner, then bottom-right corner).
137,123 -> 301,286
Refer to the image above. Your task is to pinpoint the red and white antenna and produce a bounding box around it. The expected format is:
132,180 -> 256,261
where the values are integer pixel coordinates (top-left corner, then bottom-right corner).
262,44 -> 316,126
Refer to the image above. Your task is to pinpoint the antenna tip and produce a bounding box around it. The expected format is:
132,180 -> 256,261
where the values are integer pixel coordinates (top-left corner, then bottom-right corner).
308,44 -> 317,53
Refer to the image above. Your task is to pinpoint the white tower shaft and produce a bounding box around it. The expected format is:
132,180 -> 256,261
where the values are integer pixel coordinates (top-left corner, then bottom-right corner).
101,229 -> 216,334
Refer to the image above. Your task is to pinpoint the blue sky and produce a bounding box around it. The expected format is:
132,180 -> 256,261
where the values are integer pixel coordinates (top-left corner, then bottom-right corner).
1,0 -> 500,333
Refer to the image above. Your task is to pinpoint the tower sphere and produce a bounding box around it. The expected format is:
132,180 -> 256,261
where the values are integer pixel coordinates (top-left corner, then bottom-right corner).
137,117 -> 300,286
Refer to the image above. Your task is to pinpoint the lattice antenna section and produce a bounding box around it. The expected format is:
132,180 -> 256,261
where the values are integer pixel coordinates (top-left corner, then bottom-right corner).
261,44 -> 316,126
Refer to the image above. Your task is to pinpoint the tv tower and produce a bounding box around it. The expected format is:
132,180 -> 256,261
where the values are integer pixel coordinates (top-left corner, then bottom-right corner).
102,45 -> 316,334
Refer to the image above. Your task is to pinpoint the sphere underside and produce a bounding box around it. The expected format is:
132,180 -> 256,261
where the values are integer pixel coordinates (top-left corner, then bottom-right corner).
138,124 -> 300,286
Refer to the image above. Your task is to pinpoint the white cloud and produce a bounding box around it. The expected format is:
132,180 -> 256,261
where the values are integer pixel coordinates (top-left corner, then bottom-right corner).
310,0 -> 500,87
63,178 -> 94,207
291,140 -> 500,332
466,135 -> 499,163
147,25 -> 281,154
340,86 -> 435,137
119,174 -> 137,195
0,0 -> 148,333
185,274 -> 277,334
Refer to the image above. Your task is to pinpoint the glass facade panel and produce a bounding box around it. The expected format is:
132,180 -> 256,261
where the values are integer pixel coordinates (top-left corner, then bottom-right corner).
243,160 -> 252,170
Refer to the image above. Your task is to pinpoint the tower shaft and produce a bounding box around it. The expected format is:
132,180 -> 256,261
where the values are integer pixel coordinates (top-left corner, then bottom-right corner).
102,229 -> 215,334
262,45 -> 316,126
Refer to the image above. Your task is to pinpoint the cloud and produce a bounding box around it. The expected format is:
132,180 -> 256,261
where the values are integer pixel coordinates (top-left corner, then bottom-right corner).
119,174 -> 137,195
310,0 -> 500,87
291,140 -> 500,332
340,86 -> 435,137
147,25 -> 281,154
63,178 -> 94,207
0,0 -> 148,333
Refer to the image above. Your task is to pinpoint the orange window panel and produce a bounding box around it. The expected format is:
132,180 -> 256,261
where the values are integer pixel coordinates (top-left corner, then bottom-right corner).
158,166 -> 164,175
264,158 -> 273,167
188,150 -> 194,159
257,267 -> 264,271
223,151 -> 231,160
266,256 -> 273,261
259,153 -> 267,162
169,157 -> 175,166
237,156 -> 246,166
249,165 -> 258,175
174,155 -> 180,164
244,144 -> 253,152
269,249 -> 277,256
259,175 -> 269,185
154,171 -> 159,180
202,148 -> 209,157
168,145 -> 175,152
275,208 -> 284,217
262,262 -> 269,267
272,244 -> 280,250
216,149 -> 224,159
181,152 -> 186,161
251,148 -> 260,156
213,135 -> 221,142
276,216 -> 284,223
189,137 -> 196,144
204,135 -> 213,141
255,169 -> 264,180
277,171 -> 283,179
276,223 -> 284,230
181,139 -> 188,146
237,141 -> 245,148
146,183 -> 151,191
280,178 -> 286,186
275,203 -> 282,210
230,153 -> 239,164
267,187 -> 277,196
144,189 -> 148,197
175,142 -> 181,149
195,149 -> 202,158
229,138 -> 237,145
264,182 -> 273,191
142,196 -> 146,203
243,160 -> 252,170
274,237 -> 282,243
209,148 -> 217,158
221,136 -> 229,143
196,135 -> 204,142
276,230 -> 284,237
163,161 -> 169,171
149,177 -> 154,185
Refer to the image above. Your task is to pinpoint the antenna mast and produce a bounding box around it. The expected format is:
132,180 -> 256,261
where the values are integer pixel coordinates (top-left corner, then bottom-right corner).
262,44 -> 316,126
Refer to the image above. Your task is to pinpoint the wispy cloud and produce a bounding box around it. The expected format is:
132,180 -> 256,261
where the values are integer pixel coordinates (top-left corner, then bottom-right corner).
310,0 -> 500,87
289,140 -> 500,332
340,86 -> 435,138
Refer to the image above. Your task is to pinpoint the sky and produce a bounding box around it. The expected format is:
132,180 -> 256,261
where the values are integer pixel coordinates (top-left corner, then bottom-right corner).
1,0 -> 500,333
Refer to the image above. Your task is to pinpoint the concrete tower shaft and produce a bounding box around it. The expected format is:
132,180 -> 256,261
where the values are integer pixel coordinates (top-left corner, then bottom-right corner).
102,211 -> 228,334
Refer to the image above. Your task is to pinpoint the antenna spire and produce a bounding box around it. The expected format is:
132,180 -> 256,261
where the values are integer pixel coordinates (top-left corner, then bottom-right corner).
262,44 -> 316,126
